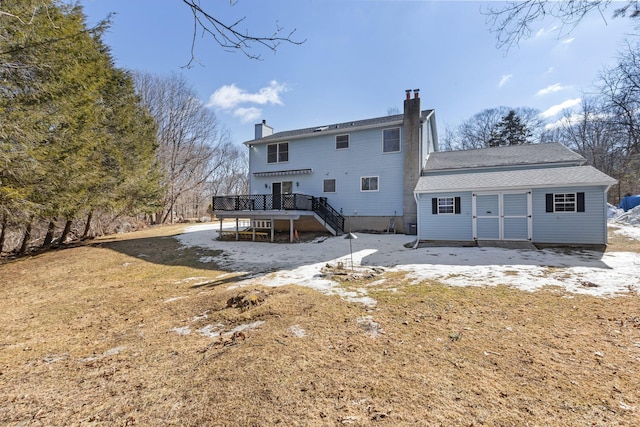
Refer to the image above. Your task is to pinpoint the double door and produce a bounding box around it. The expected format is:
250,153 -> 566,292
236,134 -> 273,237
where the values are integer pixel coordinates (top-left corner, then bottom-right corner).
473,192 -> 531,241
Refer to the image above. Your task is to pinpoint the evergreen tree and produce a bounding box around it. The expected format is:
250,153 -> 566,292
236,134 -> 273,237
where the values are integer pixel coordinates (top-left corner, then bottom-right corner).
488,110 -> 533,147
1,1 -> 163,251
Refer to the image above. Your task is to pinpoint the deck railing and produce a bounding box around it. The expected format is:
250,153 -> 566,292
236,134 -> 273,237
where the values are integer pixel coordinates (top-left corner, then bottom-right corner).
212,194 -> 345,233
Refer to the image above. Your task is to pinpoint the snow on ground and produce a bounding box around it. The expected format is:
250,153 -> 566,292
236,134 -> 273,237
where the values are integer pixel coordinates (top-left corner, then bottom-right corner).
176,217 -> 640,304
610,204 -> 640,239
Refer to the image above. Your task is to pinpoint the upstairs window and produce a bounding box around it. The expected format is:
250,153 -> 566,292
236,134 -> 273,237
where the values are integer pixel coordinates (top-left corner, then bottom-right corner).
267,142 -> 289,163
361,176 -> 379,192
336,134 -> 349,150
383,128 -> 400,153
546,192 -> 585,213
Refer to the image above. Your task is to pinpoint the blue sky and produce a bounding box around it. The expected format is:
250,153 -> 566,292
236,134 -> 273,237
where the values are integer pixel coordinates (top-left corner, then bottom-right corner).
81,0 -> 637,145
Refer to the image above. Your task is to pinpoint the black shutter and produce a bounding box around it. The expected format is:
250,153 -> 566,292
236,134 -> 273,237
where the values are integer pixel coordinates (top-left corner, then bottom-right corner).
545,194 -> 553,213
454,197 -> 461,214
577,192 -> 585,212
432,198 -> 438,215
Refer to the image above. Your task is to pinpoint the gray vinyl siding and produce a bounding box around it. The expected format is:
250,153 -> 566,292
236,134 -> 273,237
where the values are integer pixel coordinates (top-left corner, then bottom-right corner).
249,127 -> 405,216
531,186 -> 608,244
417,192 -> 473,241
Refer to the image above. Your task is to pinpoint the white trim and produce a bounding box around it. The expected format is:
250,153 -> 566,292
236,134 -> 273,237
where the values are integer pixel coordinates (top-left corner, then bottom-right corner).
335,134 -> 350,150
472,191 -> 532,241
382,127 -> 401,153
360,176 -> 380,192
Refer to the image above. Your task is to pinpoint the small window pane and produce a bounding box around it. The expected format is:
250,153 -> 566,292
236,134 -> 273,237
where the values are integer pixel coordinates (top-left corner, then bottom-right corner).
554,193 -> 576,212
323,179 -> 336,193
267,144 -> 278,163
336,134 -> 349,149
438,197 -> 454,214
383,128 -> 400,153
278,142 -> 289,162
361,176 -> 379,191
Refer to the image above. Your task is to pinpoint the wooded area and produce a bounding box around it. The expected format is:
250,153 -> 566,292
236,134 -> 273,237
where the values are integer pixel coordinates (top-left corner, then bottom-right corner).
0,1 -> 247,255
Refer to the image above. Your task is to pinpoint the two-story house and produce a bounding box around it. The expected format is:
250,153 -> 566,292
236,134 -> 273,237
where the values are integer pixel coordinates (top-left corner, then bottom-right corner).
213,89 -> 436,239
213,90 -> 616,246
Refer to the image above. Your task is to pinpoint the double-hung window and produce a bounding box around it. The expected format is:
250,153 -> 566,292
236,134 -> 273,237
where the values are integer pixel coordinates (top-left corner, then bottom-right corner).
361,176 -> 379,192
383,128 -> 400,153
336,134 -> 349,150
267,142 -> 289,164
432,197 -> 461,214
546,192 -> 585,213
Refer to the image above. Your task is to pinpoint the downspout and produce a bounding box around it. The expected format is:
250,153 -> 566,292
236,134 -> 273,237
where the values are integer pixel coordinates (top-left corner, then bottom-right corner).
412,191 -> 420,249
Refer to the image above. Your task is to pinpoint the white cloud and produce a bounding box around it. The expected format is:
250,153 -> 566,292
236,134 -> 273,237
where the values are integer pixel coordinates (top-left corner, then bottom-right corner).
561,37 -> 575,44
207,80 -> 288,110
233,107 -> 262,123
498,74 -> 512,88
540,98 -> 581,118
536,83 -> 569,96
533,26 -> 558,39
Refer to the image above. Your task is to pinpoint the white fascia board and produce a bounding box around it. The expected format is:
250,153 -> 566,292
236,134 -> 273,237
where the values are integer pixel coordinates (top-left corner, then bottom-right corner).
414,181 -> 616,195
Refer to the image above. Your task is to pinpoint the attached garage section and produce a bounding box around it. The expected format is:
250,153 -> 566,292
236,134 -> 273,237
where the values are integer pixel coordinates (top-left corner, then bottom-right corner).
415,165 -> 617,246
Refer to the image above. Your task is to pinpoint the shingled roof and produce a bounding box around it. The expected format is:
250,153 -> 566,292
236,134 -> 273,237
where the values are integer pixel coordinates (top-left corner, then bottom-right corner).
244,110 -> 434,145
415,165 -> 617,193
424,143 -> 586,172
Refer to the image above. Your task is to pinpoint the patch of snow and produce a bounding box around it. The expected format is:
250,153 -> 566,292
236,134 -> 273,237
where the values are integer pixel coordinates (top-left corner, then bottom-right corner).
164,296 -> 186,303
225,321 -> 264,335
287,324 -> 307,338
175,224 -> 640,303
358,316 -> 383,337
171,326 -> 191,335
608,203 -> 622,219
196,323 -> 225,338
610,204 -> 640,226
79,346 -> 127,362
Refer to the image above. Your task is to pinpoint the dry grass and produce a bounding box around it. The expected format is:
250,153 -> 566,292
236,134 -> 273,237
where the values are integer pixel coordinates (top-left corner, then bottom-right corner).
1,225 -> 639,426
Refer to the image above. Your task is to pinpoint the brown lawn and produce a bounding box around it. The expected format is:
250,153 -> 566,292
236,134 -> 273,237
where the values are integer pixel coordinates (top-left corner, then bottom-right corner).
1,225 -> 638,426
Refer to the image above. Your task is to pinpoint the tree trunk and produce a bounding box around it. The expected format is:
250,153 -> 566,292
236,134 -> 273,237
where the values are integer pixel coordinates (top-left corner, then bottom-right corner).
19,222 -> 32,256
59,219 -> 73,245
0,216 -> 6,254
43,220 -> 56,247
82,211 -> 93,239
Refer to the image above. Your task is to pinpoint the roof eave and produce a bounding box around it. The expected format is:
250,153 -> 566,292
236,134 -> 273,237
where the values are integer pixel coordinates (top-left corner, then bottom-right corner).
415,179 -> 618,194
244,119 -> 405,146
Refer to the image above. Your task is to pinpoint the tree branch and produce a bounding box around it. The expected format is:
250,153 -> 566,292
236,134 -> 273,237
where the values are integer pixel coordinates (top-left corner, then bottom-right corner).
181,0 -> 305,65
484,0 -> 639,52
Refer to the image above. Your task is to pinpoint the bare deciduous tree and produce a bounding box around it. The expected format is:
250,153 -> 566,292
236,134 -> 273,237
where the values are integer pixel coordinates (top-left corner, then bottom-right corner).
445,106 -> 546,150
134,72 -> 234,223
484,0 -> 640,51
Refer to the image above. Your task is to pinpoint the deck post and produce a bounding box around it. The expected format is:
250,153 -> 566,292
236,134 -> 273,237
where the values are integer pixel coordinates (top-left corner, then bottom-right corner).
219,217 -> 223,239
252,219 -> 256,242
270,217 -> 275,242
289,218 -> 294,242
235,217 -> 239,240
